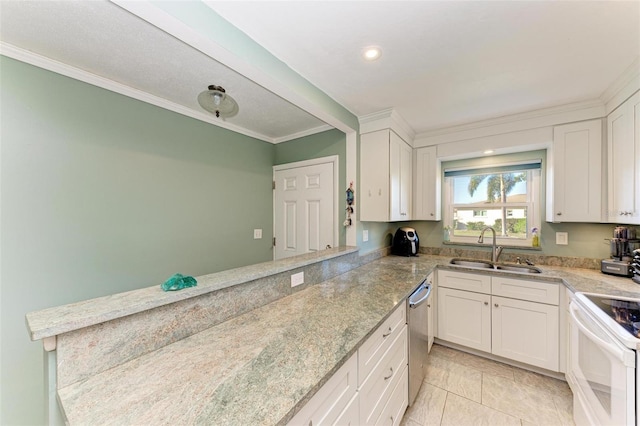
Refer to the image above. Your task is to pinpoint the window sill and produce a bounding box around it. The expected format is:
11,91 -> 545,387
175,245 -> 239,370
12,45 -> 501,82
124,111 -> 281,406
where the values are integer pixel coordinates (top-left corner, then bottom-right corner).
443,241 -> 543,251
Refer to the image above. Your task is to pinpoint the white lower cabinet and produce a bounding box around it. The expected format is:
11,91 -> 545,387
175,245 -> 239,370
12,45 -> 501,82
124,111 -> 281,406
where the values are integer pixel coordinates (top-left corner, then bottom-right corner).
287,353 -> 359,426
374,364 -> 408,426
491,295 -> 559,371
438,270 -> 560,372
288,304 -> 408,426
359,328 -> 408,425
437,287 -> 491,352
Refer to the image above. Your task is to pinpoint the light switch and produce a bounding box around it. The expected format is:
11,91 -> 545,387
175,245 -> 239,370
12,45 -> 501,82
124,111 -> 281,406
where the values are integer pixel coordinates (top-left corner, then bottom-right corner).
253,229 -> 262,239
363,230 -> 369,242
556,232 -> 568,245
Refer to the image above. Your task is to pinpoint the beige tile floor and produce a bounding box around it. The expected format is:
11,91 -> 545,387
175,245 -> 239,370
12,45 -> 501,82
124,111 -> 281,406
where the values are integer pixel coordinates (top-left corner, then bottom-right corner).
402,344 -> 575,426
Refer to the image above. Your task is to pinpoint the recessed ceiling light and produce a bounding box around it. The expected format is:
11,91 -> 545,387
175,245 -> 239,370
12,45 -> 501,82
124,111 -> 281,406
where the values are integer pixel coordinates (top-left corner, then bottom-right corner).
483,150 -> 494,155
363,46 -> 382,61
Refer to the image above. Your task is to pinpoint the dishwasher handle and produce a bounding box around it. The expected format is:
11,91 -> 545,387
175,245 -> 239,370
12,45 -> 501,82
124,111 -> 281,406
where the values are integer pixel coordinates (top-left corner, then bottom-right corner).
408,281 -> 431,309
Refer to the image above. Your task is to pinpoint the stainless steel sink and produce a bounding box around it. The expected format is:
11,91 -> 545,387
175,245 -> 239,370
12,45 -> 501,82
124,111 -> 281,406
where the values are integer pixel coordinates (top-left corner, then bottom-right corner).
494,264 -> 542,274
449,258 -> 542,274
449,258 -> 494,268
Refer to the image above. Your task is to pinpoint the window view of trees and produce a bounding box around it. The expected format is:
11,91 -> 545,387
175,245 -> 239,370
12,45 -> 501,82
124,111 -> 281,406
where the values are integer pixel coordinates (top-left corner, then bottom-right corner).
450,171 -> 529,239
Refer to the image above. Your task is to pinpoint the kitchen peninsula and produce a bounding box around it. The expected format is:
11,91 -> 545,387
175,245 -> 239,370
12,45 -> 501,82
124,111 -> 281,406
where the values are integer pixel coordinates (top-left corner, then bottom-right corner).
26,248 -> 640,425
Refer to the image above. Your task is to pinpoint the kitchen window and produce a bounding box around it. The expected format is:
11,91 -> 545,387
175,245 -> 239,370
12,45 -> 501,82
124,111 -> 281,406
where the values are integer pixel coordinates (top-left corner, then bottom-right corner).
443,160 -> 541,247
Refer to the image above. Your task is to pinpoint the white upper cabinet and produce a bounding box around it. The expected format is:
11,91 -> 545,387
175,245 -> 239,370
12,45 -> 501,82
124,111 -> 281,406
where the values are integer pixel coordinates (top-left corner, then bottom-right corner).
361,129 -> 412,222
607,91 -> 640,224
548,119 -> 603,222
413,146 -> 441,221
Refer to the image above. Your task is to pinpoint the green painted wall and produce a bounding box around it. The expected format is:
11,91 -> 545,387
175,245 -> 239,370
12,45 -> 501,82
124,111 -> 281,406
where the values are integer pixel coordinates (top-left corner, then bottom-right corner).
274,129 -> 347,246
0,57 -> 275,425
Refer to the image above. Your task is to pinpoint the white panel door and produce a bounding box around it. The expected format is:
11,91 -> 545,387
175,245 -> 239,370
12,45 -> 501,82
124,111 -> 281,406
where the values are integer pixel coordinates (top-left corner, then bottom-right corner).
274,162 -> 334,260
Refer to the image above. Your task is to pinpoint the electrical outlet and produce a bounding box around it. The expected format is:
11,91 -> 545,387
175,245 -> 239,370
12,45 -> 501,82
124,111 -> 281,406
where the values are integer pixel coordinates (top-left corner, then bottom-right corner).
556,232 -> 568,245
253,229 -> 262,239
363,230 -> 369,242
291,272 -> 304,287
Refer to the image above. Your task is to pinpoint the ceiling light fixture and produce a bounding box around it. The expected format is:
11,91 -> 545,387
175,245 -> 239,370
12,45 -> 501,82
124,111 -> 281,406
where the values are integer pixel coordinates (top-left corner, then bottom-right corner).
197,85 -> 239,118
363,46 -> 382,61
484,150 -> 495,155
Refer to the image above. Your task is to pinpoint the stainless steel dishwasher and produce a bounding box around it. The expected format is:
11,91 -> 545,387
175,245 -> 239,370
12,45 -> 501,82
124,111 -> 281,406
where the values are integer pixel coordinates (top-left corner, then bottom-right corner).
407,276 -> 432,406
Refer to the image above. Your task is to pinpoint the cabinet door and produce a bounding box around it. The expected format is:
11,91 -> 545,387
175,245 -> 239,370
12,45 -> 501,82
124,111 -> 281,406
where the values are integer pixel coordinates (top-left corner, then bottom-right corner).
360,130 -> 390,222
551,120 -> 602,222
413,146 -> 441,221
389,132 -> 402,221
607,91 -> 640,224
287,353 -> 358,426
333,393 -> 359,426
437,287 -> 491,352
359,327 -> 408,426
389,132 -> 411,221
399,139 -> 412,221
491,295 -> 559,371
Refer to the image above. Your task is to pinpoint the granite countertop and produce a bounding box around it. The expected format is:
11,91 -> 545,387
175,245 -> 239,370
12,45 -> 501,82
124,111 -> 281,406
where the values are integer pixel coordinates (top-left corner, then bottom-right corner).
55,254 -> 640,425
57,255 -> 439,425
25,246 -> 359,341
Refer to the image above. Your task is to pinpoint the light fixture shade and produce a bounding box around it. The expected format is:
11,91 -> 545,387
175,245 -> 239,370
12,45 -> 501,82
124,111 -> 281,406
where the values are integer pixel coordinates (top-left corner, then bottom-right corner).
197,85 -> 239,118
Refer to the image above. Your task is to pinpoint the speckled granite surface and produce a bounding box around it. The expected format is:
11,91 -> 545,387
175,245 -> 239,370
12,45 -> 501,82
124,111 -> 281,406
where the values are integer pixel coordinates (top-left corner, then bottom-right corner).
55,249 -> 366,388
57,255 -> 438,425
26,246 -> 359,341
45,253 -> 640,425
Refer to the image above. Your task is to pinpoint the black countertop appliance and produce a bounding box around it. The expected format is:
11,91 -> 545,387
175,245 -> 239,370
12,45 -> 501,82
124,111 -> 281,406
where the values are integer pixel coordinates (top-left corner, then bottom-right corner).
392,227 -> 419,256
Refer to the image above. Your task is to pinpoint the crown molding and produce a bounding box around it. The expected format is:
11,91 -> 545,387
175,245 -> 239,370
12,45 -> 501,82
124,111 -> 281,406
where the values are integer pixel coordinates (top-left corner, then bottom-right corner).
413,99 -> 605,147
358,108 -> 415,145
0,42 -> 282,143
601,56 -> 640,114
271,124 -> 334,144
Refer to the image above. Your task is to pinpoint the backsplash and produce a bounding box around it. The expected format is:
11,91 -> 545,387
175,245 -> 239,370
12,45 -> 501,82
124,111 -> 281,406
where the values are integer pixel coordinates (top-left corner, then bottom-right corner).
419,246 -> 601,270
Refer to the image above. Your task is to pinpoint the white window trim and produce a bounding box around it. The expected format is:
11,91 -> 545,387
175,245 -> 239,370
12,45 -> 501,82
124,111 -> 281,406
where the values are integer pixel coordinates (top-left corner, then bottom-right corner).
444,169 -> 541,248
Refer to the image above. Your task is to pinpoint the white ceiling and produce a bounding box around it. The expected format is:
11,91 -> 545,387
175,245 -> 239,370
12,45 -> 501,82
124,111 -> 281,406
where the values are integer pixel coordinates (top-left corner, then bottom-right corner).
1,1 -> 639,142
209,0 -> 640,134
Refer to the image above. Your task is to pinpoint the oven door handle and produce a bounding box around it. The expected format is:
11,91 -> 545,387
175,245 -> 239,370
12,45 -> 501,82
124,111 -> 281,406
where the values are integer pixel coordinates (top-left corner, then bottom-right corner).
569,303 -> 634,366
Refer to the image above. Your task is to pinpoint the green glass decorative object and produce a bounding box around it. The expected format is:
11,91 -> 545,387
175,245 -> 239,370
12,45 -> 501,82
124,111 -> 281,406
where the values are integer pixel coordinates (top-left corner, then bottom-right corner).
161,273 -> 197,291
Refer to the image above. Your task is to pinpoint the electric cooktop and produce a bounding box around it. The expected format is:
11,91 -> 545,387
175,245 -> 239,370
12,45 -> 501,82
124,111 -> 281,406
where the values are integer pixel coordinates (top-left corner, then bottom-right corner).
585,294 -> 640,338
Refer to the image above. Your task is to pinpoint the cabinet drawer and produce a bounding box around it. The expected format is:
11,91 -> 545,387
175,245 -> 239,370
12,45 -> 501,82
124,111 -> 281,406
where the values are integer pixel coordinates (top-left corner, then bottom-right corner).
287,352 -> 358,426
358,303 -> 406,386
438,269 -> 491,294
492,276 -> 559,305
360,326 -> 408,425
374,365 -> 408,426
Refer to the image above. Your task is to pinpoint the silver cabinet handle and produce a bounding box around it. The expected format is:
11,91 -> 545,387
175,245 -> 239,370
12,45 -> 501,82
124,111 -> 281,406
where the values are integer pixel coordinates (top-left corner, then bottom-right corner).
557,212 -> 562,216
494,303 -> 499,307
384,367 -> 393,380
484,301 -> 489,305
382,326 -> 392,338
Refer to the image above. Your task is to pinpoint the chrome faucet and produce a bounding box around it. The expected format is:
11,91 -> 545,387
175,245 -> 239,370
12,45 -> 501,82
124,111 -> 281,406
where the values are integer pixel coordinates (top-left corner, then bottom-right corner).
478,226 -> 504,263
